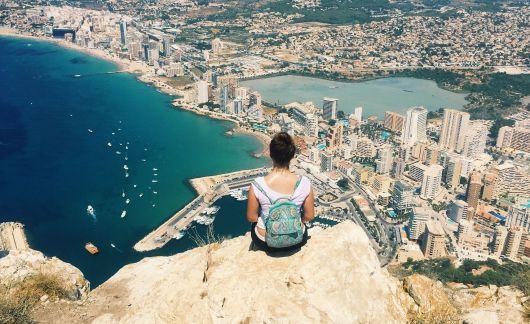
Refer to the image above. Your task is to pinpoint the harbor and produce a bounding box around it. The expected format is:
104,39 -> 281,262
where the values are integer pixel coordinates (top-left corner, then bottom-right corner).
133,167 -> 268,252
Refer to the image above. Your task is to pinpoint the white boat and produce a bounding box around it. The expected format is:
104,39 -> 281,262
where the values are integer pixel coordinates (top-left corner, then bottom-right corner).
126,141 -> 129,145
152,179 -> 158,183
122,190 -> 125,198
152,204 -> 156,207
111,132 -> 115,135
172,231 -> 185,240
110,243 -> 116,248
133,184 -> 137,188
153,168 -> 158,171
121,210 -> 127,218
119,143 -> 123,146
125,172 -> 129,178
116,151 -> 121,155
87,205 -> 96,217
153,173 -> 158,176
124,156 -> 128,161
141,159 -> 147,162
107,142 -> 112,147
144,148 -> 148,151
125,199 -> 130,204
118,128 -> 122,131
74,74 -> 81,78
139,193 -> 143,197
153,191 -> 158,194
123,164 -> 128,170
88,129 -> 93,133
125,146 -> 128,150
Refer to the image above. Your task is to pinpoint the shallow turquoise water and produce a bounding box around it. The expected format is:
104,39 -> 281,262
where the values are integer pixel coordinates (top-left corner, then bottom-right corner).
242,75 -> 468,117
0,37 -> 266,286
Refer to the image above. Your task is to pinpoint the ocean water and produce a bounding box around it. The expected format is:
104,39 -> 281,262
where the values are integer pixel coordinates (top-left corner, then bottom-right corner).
0,37 -> 267,286
242,75 -> 469,117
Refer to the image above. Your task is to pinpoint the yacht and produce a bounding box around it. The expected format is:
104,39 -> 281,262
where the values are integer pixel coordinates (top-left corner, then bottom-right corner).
152,179 -> 158,183
139,193 -> 143,197
125,172 -> 129,178
88,129 -> 93,133
125,146 -> 129,150
74,74 -> 81,78
124,156 -> 128,161
133,184 -> 137,188
85,242 -> 99,255
123,164 -> 128,170
125,199 -> 130,204
141,159 -> 147,162
87,205 -> 96,217
121,210 -> 127,218
116,151 -> 121,155
153,191 -> 158,194
107,142 -> 112,147
111,132 -> 115,135
172,230 -> 185,240
122,190 -> 125,198
153,168 -> 158,171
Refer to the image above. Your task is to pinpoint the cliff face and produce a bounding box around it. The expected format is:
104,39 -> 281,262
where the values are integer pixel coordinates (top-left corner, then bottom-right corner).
5,221 -> 528,323
0,248 -> 89,300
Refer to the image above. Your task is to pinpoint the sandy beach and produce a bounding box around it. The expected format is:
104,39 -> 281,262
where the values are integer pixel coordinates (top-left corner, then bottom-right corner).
1,27 -> 271,158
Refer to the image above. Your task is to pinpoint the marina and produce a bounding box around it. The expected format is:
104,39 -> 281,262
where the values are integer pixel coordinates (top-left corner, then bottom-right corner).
133,167 -> 267,252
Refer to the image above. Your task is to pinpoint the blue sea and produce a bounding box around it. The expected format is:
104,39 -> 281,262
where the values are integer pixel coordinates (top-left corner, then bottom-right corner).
0,37 -> 267,286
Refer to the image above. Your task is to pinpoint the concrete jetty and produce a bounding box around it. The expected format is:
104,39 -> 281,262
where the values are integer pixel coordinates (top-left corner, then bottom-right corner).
133,167 -> 268,252
0,222 -> 29,251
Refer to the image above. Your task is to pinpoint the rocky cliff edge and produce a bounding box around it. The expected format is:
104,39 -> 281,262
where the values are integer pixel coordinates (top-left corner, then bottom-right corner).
3,221 -> 528,323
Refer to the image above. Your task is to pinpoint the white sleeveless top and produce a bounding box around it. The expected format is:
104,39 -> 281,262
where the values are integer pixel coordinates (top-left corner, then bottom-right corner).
251,175 -> 311,230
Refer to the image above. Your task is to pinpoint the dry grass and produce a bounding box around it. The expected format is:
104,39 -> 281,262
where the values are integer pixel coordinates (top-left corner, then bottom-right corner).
188,225 -> 226,247
0,273 -> 69,324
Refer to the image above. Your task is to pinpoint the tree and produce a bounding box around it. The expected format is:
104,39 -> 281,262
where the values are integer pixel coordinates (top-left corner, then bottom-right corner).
337,177 -> 350,190
337,110 -> 345,119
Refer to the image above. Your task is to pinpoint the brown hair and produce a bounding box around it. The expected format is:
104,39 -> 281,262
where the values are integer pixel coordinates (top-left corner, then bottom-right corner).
269,132 -> 296,168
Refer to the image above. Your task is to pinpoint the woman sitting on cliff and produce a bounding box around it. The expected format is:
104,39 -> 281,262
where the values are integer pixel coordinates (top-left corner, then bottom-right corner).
246,132 -> 315,252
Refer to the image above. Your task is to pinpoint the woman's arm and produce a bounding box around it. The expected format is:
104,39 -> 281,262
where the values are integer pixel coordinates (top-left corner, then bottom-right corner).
302,187 -> 315,223
246,185 -> 260,223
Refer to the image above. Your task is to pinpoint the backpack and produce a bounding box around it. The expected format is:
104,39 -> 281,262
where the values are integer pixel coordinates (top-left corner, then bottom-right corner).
252,177 -> 304,248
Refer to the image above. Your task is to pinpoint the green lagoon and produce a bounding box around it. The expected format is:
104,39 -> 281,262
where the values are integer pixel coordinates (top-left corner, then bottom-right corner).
242,75 -> 469,116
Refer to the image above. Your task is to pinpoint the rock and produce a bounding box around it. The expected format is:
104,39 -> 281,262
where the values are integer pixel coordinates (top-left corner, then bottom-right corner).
0,248 -> 90,300
40,294 -> 49,302
451,284 -> 527,324
42,221 -> 416,323
403,274 -> 459,323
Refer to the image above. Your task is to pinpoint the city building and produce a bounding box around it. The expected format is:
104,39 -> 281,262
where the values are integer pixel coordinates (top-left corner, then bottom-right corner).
408,162 -> 428,182
372,175 -> 393,194
488,163 -> 530,199
507,199 -> 530,232
354,137 -> 376,157
420,164 -> 443,200
391,180 -> 414,214
444,154 -> 463,189
166,62 -> 183,77
457,219 -> 473,244
196,80 -> 210,104
462,124 -> 488,158
421,221 -> 447,259
401,106 -> 428,146
466,172 -> 483,211
212,38 -> 222,55
322,97 -> 338,121
410,207 -> 431,240
162,37 -> 171,57
232,97 -> 244,116
391,158 -> 406,180
119,20 -> 127,46
376,145 -> 393,175
320,150 -> 334,172
481,171 -> 497,201
438,109 -> 469,152
304,113 -> 319,138
505,227 -> 528,260
493,226 -> 508,258
448,200 -> 469,223
354,106 -> 363,123
384,111 -> 404,133
496,120 -> 530,153
326,123 -> 343,148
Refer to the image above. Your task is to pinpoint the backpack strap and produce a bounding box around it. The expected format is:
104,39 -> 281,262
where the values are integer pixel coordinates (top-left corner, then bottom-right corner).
290,176 -> 303,199
251,179 -> 273,204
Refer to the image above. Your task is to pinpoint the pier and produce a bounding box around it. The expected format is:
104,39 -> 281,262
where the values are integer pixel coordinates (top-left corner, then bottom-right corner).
133,167 -> 268,252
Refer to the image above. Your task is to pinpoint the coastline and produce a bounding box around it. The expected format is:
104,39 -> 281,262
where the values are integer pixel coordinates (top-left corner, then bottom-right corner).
0,27 -> 270,156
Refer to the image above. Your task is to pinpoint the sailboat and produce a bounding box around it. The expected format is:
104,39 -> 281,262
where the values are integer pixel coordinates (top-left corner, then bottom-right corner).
121,210 -> 127,218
